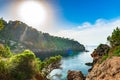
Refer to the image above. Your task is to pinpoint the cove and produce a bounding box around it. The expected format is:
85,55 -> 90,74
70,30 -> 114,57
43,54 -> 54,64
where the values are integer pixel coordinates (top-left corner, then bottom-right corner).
49,46 -> 97,80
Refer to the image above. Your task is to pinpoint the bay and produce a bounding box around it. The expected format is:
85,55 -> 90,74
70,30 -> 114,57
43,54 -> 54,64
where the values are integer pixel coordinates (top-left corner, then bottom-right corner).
48,45 -> 97,80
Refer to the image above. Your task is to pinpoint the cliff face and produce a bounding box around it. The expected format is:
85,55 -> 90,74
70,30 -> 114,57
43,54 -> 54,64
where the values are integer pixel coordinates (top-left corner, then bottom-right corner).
0,19 -> 85,53
86,57 -> 120,80
86,44 -> 120,80
67,44 -> 120,80
91,44 -> 110,64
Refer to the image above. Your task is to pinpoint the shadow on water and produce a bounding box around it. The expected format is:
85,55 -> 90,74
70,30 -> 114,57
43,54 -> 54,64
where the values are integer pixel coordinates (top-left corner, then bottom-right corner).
34,50 -> 84,60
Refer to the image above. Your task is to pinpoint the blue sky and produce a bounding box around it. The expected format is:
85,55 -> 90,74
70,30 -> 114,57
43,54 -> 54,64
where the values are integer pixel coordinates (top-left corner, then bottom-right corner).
50,0 -> 120,25
0,0 -> 120,45
0,0 -> 120,26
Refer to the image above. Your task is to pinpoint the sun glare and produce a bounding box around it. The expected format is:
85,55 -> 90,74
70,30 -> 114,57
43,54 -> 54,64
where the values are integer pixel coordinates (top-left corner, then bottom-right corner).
18,1 -> 47,27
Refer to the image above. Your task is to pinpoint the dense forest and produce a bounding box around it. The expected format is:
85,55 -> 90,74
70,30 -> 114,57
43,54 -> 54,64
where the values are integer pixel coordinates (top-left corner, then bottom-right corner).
0,18 -> 85,54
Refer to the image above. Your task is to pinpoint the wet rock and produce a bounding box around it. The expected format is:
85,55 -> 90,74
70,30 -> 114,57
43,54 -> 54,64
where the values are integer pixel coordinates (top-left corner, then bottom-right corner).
85,62 -> 93,66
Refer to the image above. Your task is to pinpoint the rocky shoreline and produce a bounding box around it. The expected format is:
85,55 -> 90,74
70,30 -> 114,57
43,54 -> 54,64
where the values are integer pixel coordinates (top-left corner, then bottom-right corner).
67,44 -> 120,80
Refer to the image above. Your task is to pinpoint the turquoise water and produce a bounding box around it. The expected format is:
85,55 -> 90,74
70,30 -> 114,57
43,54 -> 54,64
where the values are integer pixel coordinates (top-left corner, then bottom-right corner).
48,46 -> 97,80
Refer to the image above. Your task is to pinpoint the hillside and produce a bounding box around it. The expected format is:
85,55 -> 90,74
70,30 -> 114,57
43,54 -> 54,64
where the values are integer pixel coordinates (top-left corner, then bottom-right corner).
0,18 -> 85,54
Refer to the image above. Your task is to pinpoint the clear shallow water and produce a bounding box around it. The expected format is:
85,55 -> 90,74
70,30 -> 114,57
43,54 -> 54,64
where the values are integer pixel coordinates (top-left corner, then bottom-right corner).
48,46 -> 97,80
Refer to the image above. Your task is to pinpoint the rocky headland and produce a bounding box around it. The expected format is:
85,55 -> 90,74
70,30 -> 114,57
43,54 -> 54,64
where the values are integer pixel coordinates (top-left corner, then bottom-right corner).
67,44 -> 120,80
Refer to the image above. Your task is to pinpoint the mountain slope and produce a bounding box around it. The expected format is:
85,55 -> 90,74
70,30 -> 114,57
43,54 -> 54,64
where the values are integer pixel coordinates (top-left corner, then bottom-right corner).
0,19 -> 85,53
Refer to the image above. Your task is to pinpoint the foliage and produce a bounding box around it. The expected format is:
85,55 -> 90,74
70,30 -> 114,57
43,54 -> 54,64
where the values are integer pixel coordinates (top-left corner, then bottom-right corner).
41,55 -> 62,76
100,53 -> 109,63
112,46 -> 120,56
0,18 -> 85,52
0,44 -> 12,58
107,27 -> 120,47
0,60 -> 10,80
0,18 -> 5,30
44,55 -> 62,66
8,50 -> 40,80
39,55 -> 62,71
0,45 -> 62,80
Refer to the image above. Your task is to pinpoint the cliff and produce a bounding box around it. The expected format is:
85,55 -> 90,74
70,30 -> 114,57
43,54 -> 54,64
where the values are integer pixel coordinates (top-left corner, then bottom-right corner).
0,19 -> 85,54
86,56 -> 120,80
86,44 -> 120,80
67,44 -> 120,80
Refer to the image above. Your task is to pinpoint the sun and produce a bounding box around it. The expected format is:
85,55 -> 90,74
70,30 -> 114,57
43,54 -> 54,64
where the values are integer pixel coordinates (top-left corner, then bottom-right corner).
18,1 -> 47,27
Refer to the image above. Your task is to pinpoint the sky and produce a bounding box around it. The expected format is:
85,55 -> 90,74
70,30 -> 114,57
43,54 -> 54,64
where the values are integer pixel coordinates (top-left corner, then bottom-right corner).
0,0 -> 120,45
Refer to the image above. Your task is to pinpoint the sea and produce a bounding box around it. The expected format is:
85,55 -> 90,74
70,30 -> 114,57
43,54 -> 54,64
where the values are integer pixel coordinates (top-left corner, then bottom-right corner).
48,45 -> 97,80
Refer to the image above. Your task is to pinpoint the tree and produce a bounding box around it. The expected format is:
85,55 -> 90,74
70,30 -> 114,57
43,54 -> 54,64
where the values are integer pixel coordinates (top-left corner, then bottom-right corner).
0,60 -> 11,80
9,50 -> 40,80
42,55 -> 62,76
0,18 -> 5,30
107,27 -> 120,47
0,44 -> 12,58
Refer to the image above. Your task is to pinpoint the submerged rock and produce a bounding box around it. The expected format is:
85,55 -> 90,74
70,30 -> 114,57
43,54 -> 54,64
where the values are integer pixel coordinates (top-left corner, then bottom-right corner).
67,70 -> 85,80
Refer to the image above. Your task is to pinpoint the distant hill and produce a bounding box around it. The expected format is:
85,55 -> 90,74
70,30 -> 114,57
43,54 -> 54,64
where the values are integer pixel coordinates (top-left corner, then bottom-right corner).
0,18 -> 85,54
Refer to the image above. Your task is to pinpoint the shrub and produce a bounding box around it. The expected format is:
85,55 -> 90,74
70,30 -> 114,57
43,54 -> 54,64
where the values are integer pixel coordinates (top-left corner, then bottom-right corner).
0,44 -> 12,58
107,27 -> 120,47
0,59 -> 11,80
8,50 -> 41,80
113,46 -> 120,56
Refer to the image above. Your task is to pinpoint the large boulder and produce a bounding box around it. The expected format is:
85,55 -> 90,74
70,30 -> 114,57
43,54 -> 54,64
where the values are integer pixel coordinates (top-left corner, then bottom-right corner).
67,70 -> 85,80
91,44 -> 110,64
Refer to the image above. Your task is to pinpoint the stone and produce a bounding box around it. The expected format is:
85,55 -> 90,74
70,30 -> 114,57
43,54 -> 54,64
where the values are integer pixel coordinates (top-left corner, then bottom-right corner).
67,70 -> 85,80
86,57 -> 120,80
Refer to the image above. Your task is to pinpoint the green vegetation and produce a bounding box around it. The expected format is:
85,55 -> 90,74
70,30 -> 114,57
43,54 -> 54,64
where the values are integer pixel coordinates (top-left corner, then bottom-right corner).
107,27 -> 120,56
99,27 -> 120,63
107,27 -> 120,47
112,46 -> 120,56
0,19 -> 85,53
100,54 -> 109,63
0,18 -> 5,30
0,44 -> 12,58
0,44 -> 62,80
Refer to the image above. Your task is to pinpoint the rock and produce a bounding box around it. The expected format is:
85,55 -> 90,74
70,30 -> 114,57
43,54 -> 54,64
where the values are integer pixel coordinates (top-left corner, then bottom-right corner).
35,73 -> 46,80
91,44 -> 110,64
85,62 -> 93,66
85,50 -> 89,52
67,70 -> 85,80
86,57 -> 120,80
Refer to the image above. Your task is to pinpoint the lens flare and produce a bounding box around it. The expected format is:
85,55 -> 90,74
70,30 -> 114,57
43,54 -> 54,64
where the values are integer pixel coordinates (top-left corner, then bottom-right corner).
18,1 -> 47,27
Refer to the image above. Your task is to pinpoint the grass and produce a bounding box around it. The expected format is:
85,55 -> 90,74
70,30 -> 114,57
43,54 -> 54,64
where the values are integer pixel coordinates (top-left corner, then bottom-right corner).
100,46 -> 120,64
112,46 -> 120,56
100,54 -> 109,64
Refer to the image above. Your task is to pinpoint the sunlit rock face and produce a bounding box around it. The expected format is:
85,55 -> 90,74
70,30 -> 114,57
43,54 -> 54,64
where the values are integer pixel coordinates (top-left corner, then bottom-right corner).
86,57 -> 120,80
